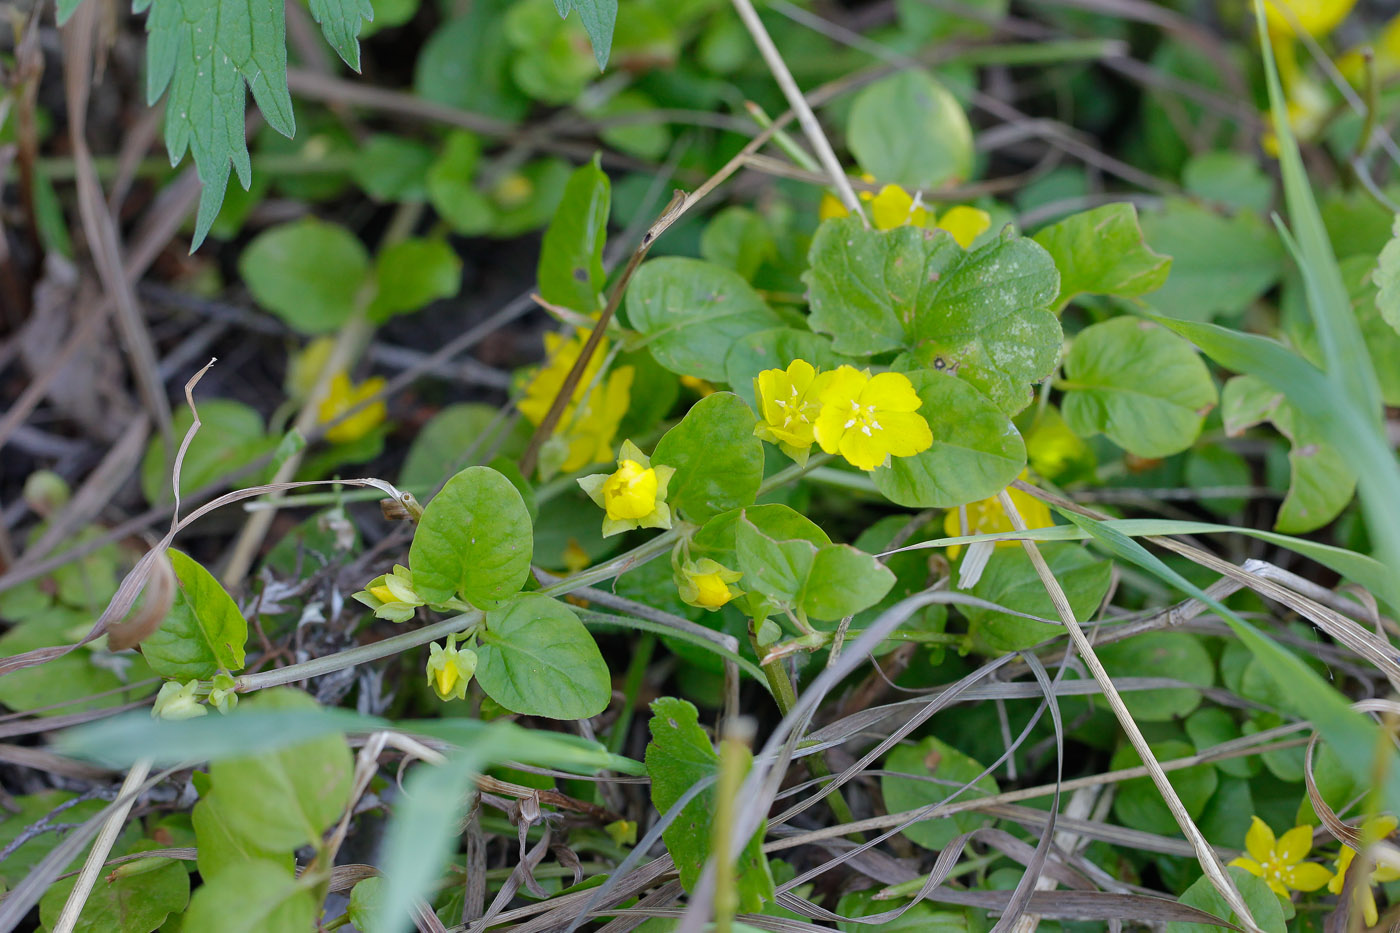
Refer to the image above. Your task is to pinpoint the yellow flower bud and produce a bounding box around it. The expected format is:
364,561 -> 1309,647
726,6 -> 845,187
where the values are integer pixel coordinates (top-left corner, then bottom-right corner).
578,440 -> 676,538
602,459 -> 658,520
676,558 -> 744,611
426,640 -> 477,702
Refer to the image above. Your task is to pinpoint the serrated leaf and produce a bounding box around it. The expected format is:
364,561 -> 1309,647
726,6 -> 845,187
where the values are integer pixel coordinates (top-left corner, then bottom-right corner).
554,0 -> 617,69
309,0 -> 374,72
1061,317 -> 1216,457
475,594 -> 610,719
1032,203 -> 1171,311
410,465 -> 533,608
143,549 -> 248,680
645,698 -> 774,911
141,0 -> 296,249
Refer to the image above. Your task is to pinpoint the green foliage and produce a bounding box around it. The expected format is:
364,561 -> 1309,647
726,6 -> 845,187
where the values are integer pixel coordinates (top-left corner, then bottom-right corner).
1112,739 -> 1218,835
1032,203 -> 1171,311
553,0 -> 618,69
140,399 -> 276,503
239,219 -> 370,334
143,550 -> 248,681
182,860 -> 318,932
38,842 -> 189,933
963,542 -> 1111,653
1061,317 -> 1217,457
1139,199 -> 1283,322
369,237 -> 462,321
475,594 -> 611,718
847,70 -> 973,189
626,257 -> 780,381
652,393 -> 765,522
880,736 -> 999,849
645,698 -> 773,910
1167,866 -> 1287,933
539,157 -> 611,314
204,689 -> 353,851
1096,631 -> 1213,721
1375,217 -> 1400,335
873,370 -> 1026,508
409,465 -> 533,607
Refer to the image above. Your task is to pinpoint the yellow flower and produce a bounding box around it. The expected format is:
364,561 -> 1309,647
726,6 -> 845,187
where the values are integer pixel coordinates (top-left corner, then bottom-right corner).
1229,816 -> 1333,897
818,178 -> 990,245
812,366 -> 933,472
1264,0 -> 1355,38
680,375 -> 717,397
754,359 -> 828,465
318,373 -> 388,444
1339,14 -> 1400,85
578,440 -> 676,537
935,205 -> 992,249
426,638 -> 477,701
519,331 -> 634,474
1025,407 -> 1095,482
676,558 -> 744,611
352,565 -> 425,623
1328,816 -> 1400,926
944,474 -> 1055,559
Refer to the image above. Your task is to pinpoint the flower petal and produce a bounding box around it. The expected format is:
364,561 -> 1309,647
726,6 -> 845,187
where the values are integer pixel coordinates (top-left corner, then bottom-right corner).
1286,861 -> 1334,892
1228,857 -> 1265,877
1245,816 -> 1277,863
1277,825 -> 1315,865
875,410 -> 934,458
838,429 -> 887,472
812,406 -> 848,456
863,371 -> 924,412
816,365 -> 869,408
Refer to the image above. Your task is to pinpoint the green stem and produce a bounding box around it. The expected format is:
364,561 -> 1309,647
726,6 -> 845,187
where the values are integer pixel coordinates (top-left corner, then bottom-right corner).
712,720 -> 753,933
607,633 -> 655,754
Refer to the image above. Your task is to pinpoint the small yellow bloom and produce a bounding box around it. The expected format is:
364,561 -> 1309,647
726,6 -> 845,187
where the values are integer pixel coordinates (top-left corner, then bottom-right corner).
578,440 -> 676,537
1229,816 -> 1334,897
680,375 -> 717,397
1328,816 -> 1400,926
812,366 -> 933,472
319,373 -> 388,444
944,474 -> 1054,559
935,205 -> 991,249
287,337 -> 335,400
1264,0 -> 1355,38
676,558 -> 744,611
754,359 -> 828,465
818,177 -> 989,245
519,331 -> 634,474
426,639 -> 477,701
352,565 -> 425,623
1025,407 -> 1095,482
562,539 -> 591,575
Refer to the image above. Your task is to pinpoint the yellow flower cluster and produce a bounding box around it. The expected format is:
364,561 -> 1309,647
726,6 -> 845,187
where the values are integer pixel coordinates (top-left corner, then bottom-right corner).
754,360 -> 933,472
675,558 -> 744,611
578,440 -> 676,538
819,178 -> 991,247
518,330 -> 634,474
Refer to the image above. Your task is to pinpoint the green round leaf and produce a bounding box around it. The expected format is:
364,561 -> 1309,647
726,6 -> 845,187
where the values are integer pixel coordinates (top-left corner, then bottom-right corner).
652,392 -> 764,522
1111,739 -> 1217,836
801,544 -> 896,622
625,257 -> 780,381
239,218 -> 370,334
206,689 -> 354,852
700,207 -> 776,282
1140,198 -> 1284,323
1032,203 -> 1171,311
476,594 -> 610,719
182,859 -> 317,933
410,465 -> 534,608
964,542 -> 1112,654
848,70 -> 973,189
140,399 -> 275,504
143,550 -> 248,681
427,131 -> 495,235
368,237 -> 462,322
39,841 -> 189,933
351,134 -> 434,202
1062,317 -> 1217,458
0,615 -> 152,717
399,403 -> 531,492
1096,631 -> 1213,722
873,369 -> 1026,508
881,736 -> 999,850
